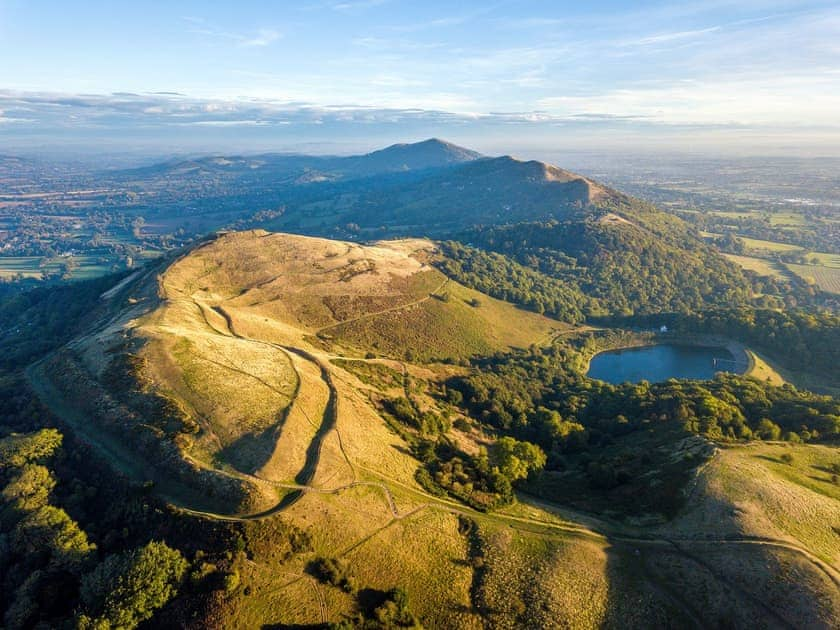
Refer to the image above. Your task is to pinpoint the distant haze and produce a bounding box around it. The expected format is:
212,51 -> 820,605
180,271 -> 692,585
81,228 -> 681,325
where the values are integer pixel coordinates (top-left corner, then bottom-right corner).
1,1 -> 839,158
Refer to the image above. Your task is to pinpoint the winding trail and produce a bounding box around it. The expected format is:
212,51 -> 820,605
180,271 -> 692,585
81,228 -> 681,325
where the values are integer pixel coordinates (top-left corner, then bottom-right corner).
28,330 -> 840,596
24,275 -> 840,622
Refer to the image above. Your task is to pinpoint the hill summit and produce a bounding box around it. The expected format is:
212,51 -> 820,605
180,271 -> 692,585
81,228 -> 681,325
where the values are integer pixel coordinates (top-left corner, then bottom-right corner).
359,138 -> 483,170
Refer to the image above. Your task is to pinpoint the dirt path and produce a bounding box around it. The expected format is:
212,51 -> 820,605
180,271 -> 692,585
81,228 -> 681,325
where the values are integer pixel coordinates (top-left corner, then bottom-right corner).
210,305 -> 355,485
29,344 -> 840,603
26,285 -> 840,604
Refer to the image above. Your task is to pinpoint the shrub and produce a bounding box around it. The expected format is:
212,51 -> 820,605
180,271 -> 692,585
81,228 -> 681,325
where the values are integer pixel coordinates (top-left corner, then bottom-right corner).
13,505 -> 94,570
492,437 -> 546,483
223,570 -> 240,593
309,556 -> 355,593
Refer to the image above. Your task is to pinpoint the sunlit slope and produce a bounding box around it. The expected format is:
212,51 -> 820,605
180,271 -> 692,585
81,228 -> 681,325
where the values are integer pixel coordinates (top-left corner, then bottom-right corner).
161,230 -> 560,358
665,442 -> 840,567
37,230 -> 558,515
26,229 -> 840,627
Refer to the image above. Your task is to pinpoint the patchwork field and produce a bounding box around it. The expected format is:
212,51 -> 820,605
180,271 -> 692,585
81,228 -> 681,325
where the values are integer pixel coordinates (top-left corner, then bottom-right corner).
786,263 -> 840,294
0,253 -> 154,280
806,252 -> 840,268
769,212 -> 808,226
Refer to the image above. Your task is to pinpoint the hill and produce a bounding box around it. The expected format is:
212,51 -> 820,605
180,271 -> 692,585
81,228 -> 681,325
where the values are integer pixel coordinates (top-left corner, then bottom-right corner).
14,230 -> 839,628
446,217 -> 752,315
113,138 -> 481,184
27,231 -> 560,514
339,138 -> 482,174
267,154 -> 618,234
251,148 -> 753,317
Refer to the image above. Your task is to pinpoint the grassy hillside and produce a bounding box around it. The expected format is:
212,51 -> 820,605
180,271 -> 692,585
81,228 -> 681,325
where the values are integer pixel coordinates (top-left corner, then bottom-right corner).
16,230 -> 840,628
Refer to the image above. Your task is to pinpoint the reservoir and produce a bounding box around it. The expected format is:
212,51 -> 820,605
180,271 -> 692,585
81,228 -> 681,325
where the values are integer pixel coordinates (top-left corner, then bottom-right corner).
587,344 -> 740,384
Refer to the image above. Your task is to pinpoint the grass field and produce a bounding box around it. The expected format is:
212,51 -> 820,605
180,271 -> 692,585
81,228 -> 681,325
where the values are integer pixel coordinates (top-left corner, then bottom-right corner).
669,442 -> 840,565
805,252 -> 840,268
326,279 -> 558,361
745,350 -> 785,386
0,256 -> 48,279
0,253 -> 140,280
769,212 -> 807,226
709,210 -> 756,220
722,253 -> 785,278
786,263 -> 840,294
738,236 -> 803,252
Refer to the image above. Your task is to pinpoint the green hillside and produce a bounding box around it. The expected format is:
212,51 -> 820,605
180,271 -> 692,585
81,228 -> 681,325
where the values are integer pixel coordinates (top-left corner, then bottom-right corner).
2,230 -> 837,628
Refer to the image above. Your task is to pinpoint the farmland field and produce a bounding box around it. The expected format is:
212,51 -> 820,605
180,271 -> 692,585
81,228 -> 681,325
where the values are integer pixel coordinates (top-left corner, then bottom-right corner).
739,236 -> 803,252
805,252 -> 840,268
722,253 -> 785,278
786,263 -> 840,294
0,254 -> 122,280
768,211 -> 807,226
709,210 -> 755,219
0,256 -> 48,279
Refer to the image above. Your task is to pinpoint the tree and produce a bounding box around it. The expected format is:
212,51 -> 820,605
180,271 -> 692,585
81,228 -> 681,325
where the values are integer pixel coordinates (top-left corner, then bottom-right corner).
12,505 -> 94,570
0,429 -> 62,470
373,587 -> 420,627
492,437 -> 546,482
755,418 -> 782,441
2,464 -> 56,512
3,570 -> 43,630
80,541 -> 188,629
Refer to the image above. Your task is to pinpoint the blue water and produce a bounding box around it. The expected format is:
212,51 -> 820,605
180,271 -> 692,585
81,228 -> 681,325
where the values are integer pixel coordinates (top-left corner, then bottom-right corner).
587,344 -> 739,384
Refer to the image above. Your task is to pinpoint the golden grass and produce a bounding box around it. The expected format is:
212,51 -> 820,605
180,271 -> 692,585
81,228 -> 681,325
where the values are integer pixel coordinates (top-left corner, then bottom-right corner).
326,278 -> 557,361
744,350 -> 785,386
138,301 -> 298,472
666,443 -> 840,566
42,229 -> 840,627
255,351 -> 325,483
474,523 -> 612,629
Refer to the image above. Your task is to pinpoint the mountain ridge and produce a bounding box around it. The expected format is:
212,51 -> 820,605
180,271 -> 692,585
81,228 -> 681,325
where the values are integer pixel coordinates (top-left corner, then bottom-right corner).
112,137 -> 482,181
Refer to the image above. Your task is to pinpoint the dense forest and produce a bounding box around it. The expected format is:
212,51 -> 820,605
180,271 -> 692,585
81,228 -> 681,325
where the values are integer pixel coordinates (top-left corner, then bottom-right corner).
449,218 -> 752,317
619,308 -> 840,383
377,325 -> 840,514
451,340 -> 840,451
434,241 -> 592,322
421,337 -> 840,514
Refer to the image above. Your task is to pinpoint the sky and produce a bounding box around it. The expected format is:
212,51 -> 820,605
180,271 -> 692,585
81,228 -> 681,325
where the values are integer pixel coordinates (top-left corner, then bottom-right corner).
1,0 -> 839,158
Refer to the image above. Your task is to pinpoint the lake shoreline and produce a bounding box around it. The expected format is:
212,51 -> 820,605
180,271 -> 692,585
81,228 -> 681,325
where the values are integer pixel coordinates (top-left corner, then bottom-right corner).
584,333 -> 752,383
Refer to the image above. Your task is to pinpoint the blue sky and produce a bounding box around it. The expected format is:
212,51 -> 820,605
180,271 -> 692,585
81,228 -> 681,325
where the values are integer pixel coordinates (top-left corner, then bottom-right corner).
1,0 -> 839,156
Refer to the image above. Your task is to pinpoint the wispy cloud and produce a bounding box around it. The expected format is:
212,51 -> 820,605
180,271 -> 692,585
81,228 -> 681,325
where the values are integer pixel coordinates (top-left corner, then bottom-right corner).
328,0 -> 390,12
184,17 -> 281,47
629,25 -> 722,46
240,29 -> 281,47
3,87 -> 837,132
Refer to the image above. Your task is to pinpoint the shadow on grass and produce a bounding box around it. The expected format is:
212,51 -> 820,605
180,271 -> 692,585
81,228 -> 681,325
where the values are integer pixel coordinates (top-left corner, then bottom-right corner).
218,424 -> 281,474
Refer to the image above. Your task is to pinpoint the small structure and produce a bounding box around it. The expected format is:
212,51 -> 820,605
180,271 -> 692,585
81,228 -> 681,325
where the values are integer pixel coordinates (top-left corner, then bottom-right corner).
659,325 -> 668,333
